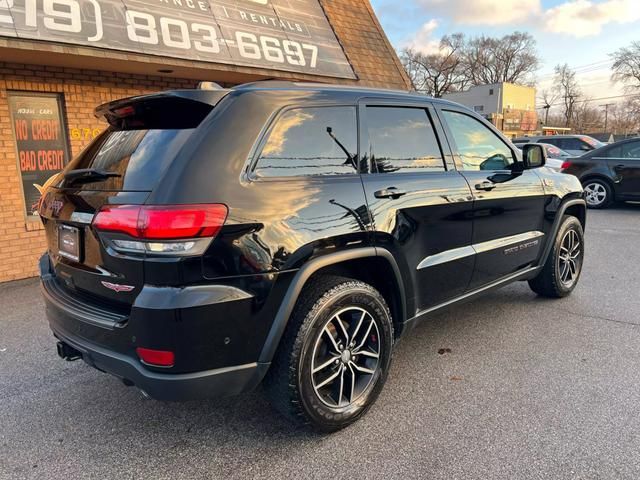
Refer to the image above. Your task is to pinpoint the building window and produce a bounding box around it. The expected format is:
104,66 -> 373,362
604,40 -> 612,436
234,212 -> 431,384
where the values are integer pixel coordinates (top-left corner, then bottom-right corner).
473,105 -> 484,113
489,89 -> 494,95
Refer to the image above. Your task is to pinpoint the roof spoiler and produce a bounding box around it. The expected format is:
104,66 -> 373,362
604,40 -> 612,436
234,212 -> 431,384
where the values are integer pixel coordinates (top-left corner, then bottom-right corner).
95,90 -> 229,129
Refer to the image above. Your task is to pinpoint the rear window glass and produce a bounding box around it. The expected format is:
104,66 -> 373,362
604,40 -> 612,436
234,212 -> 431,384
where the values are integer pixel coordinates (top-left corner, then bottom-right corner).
579,136 -> 605,149
62,128 -> 194,190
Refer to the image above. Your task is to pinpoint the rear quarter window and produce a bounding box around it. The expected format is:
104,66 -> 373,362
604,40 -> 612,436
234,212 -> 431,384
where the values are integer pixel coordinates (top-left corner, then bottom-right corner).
254,106 -> 358,177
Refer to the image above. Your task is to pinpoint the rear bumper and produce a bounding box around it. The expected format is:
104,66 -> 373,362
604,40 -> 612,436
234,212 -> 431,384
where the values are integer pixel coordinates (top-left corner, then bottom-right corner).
39,253 -> 273,401
51,323 -> 268,401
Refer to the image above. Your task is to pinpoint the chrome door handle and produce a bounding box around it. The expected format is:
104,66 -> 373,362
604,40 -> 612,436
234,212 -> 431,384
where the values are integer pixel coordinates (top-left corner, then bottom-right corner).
374,187 -> 407,199
475,181 -> 496,191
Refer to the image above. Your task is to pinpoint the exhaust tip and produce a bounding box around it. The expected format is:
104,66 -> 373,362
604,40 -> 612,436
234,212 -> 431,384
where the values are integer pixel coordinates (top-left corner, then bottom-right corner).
56,341 -> 82,361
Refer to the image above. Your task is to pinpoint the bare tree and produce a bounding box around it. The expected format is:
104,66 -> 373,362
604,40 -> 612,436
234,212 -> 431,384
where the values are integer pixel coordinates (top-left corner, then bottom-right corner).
571,99 -> 602,133
400,31 -> 540,95
609,98 -> 640,135
461,32 -> 540,86
553,64 -> 581,127
539,89 -> 559,125
399,34 -> 465,97
611,41 -> 640,92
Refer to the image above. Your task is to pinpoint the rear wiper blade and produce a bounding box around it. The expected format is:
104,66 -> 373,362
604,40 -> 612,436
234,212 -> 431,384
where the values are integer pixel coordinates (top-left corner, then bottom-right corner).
64,168 -> 121,186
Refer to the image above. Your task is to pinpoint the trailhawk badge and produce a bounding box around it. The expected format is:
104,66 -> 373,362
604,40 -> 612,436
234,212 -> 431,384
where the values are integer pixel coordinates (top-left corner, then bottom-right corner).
101,281 -> 135,293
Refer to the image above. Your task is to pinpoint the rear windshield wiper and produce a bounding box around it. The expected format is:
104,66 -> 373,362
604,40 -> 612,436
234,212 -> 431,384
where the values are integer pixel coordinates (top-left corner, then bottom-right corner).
64,168 -> 121,186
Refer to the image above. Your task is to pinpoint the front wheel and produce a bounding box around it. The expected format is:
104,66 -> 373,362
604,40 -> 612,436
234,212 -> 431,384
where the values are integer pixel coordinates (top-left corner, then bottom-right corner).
264,275 -> 394,432
529,215 -> 584,298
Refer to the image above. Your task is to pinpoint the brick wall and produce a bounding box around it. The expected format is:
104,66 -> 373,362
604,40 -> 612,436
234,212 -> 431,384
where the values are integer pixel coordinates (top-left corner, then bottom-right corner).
0,63 -> 199,282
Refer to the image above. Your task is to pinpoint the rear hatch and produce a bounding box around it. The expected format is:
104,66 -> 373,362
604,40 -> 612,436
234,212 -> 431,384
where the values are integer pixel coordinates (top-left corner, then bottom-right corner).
39,90 -> 228,311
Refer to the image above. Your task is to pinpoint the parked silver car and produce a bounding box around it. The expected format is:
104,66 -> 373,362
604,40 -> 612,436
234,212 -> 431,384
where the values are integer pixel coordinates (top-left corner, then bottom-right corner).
513,135 -> 605,157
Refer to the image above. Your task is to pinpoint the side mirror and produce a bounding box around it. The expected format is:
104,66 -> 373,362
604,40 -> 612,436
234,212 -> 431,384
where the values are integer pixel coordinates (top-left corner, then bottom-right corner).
522,144 -> 546,169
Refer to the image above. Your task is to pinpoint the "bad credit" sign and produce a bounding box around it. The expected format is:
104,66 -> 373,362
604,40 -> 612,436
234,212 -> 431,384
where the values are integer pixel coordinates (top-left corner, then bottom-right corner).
8,93 -> 70,218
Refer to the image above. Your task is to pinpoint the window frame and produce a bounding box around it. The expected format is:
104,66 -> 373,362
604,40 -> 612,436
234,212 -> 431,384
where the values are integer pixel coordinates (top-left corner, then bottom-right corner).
248,103 -> 361,181
433,105 -> 520,173
358,98 -> 455,175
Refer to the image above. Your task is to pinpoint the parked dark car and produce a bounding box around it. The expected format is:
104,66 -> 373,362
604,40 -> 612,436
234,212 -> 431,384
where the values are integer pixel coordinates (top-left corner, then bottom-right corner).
38,82 -> 586,431
561,137 -> 640,208
513,135 -> 605,156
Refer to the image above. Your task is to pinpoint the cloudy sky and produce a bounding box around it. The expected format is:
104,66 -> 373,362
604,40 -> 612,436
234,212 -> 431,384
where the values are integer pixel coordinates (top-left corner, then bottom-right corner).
369,0 -> 639,104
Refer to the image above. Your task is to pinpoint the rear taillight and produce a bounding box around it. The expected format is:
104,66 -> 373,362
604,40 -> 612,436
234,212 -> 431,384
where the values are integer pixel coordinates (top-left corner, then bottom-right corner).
92,204 -> 227,255
560,161 -> 572,170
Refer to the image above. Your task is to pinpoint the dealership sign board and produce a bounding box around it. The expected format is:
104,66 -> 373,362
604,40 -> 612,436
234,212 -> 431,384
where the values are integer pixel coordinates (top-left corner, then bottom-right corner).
0,0 -> 356,79
8,93 -> 70,218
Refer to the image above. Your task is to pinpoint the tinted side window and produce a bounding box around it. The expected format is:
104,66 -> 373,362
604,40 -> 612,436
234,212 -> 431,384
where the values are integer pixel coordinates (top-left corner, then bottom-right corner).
366,107 -> 445,173
558,138 -> 584,151
441,110 -> 514,171
604,145 -> 622,158
621,141 -> 640,159
255,107 -> 358,177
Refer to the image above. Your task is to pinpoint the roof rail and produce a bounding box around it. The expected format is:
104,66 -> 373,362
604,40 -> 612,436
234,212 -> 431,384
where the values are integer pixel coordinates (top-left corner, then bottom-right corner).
233,80 -> 306,90
232,80 -> 418,96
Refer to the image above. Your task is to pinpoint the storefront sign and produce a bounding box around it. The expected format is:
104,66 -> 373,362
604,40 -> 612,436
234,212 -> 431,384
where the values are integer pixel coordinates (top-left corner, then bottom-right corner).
0,0 -> 356,79
8,93 -> 70,218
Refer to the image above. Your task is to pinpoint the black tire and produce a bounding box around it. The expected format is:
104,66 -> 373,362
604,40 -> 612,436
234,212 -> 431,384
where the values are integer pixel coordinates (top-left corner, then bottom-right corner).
582,178 -> 613,209
264,275 -> 394,432
528,215 -> 584,298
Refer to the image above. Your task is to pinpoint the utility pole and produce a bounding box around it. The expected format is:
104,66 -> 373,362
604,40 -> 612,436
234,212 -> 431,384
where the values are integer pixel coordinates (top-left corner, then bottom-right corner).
600,103 -> 614,133
543,103 -> 551,125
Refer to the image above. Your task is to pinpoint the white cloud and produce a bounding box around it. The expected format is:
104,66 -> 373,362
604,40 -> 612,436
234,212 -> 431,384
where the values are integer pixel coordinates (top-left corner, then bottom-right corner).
403,19 -> 441,54
416,0 -> 541,26
543,0 -> 640,37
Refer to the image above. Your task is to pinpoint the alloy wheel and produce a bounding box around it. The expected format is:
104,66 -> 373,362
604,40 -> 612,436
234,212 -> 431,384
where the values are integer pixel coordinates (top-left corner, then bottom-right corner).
584,182 -> 607,207
311,307 -> 381,408
558,229 -> 581,287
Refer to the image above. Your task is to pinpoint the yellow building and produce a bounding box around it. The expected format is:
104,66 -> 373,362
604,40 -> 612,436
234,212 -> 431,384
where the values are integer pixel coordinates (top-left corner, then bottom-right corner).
443,82 -> 538,138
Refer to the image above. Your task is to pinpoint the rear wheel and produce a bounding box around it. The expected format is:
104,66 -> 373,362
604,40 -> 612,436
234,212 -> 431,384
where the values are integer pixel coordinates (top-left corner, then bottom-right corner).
583,179 -> 612,209
264,275 -> 394,432
529,215 -> 584,298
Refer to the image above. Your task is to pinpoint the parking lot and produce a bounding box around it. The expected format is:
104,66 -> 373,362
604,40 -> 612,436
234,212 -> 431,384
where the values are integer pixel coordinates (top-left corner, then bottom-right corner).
1,204 -> 639,480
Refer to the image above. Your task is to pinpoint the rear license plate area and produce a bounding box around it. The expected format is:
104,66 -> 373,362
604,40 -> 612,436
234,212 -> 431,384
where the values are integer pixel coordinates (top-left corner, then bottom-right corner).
58,224 -> 82,262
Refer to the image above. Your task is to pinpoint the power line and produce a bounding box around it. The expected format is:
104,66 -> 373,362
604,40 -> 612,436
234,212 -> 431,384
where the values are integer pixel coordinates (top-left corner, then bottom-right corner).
536,93 -> 640,108
538,58 -> 613,72
536,59 -> 615,81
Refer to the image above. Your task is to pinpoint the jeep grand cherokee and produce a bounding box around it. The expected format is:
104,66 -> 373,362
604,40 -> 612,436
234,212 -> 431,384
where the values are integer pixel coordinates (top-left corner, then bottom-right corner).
39,81 -> 586,431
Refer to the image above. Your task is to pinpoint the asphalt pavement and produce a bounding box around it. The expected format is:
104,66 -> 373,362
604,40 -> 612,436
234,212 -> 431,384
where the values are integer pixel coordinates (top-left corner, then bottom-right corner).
1,203 -> 640,480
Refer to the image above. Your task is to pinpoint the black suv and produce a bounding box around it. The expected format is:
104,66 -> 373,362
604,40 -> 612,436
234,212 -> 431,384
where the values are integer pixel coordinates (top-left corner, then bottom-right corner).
561,137 -> 640,209
39,82 -> 586,431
